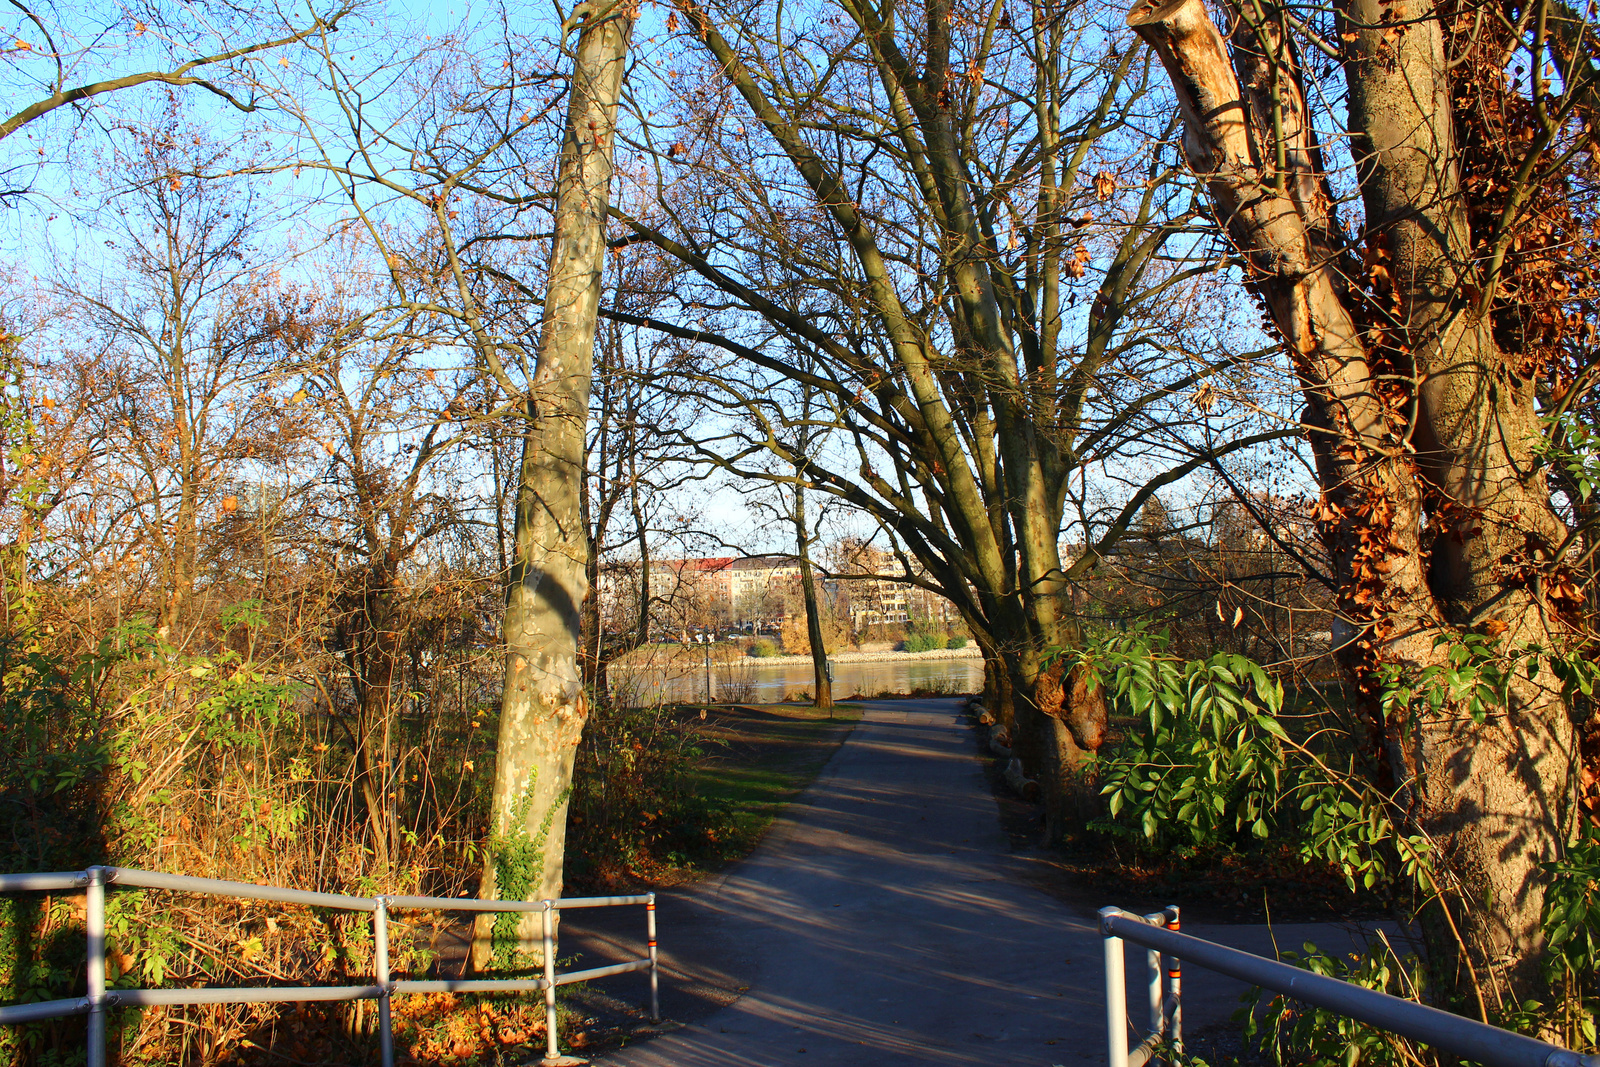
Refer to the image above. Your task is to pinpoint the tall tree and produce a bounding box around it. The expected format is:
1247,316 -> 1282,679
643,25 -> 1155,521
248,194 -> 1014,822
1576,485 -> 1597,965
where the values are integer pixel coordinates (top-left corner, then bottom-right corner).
472,0 -> 636,968
1127,0 -> 1594,1000
611,0 -> 1284,835
272,0 -> 631,946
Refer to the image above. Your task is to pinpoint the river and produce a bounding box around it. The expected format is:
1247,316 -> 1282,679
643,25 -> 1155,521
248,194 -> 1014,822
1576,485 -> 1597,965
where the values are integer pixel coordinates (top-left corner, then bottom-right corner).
608,653 -> 982,704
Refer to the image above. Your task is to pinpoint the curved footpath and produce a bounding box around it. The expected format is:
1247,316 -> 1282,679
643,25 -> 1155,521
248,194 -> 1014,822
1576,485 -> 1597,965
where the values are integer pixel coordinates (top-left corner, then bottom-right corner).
575,698 -> 1384,1066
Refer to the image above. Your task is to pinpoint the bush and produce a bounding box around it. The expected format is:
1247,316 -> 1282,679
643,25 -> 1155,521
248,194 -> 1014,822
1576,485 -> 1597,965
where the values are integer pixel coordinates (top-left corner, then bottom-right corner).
946,636 -> 968,649
903,631 -> 948,653
0,588 -> 500,1067
749,638 -> 780,658
567,702 -> 738,884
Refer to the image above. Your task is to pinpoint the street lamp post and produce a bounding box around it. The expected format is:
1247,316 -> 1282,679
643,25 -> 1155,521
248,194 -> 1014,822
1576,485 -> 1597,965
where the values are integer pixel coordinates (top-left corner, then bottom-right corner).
698,633 -> 715,704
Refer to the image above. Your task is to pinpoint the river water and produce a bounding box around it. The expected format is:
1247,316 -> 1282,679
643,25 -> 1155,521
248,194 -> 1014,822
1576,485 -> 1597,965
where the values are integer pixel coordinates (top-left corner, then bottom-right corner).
608,654 -> 982,704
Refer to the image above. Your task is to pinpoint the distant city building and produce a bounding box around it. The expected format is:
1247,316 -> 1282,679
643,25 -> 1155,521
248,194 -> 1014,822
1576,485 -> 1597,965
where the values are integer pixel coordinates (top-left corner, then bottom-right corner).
596,547 -> 959,640
727,555 -> 802,629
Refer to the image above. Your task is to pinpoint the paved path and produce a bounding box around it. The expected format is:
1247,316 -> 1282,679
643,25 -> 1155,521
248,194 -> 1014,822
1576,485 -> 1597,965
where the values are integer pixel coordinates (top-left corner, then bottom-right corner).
586,699 -> 1387,1067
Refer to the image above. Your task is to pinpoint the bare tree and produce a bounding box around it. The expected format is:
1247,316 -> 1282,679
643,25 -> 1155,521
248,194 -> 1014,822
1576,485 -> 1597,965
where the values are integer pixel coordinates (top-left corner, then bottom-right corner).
580,249 -> 708,695
607,0 -> 1286,835
56,121 -> 313,640
472,0 -> 636,968
302,311 -> 477,871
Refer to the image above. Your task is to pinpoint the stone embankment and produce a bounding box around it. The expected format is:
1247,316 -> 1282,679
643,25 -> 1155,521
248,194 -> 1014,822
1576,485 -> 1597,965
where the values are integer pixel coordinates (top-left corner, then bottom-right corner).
748,646 -> 982,667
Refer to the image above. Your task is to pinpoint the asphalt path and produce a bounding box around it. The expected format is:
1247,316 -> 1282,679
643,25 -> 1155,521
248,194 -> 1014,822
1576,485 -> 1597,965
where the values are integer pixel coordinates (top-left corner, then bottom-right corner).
574,698 -> 1388,1067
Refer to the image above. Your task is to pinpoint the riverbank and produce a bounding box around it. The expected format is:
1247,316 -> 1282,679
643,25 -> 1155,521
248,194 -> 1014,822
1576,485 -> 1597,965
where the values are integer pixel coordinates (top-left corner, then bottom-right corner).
610,647 -> 982,704
734,646 -> 981,667
613,645 -> 982,670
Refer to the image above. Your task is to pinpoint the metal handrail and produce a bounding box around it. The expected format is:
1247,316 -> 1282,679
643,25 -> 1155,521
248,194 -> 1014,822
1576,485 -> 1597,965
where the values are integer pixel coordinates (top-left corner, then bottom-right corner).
1102,906 -> 1182,1067
1100,905 -> 1600,1067
0,865 -> 661,1067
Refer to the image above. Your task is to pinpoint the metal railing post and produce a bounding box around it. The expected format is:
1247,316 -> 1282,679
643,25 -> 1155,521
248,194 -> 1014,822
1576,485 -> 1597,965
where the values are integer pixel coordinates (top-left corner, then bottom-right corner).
1164,905 -> 1182,1055
85,866 -> 106,1067
373,896 -> 394,1067
1145,912 -> 1166,1067
646,893 -> 660,1022
0,866 -> 665,1062
541,901 -> 560,1065
1100,906 -> 1129,1067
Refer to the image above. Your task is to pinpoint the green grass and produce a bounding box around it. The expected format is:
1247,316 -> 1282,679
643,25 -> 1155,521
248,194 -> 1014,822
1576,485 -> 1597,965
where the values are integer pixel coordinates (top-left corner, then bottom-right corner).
685,704 -> 862,846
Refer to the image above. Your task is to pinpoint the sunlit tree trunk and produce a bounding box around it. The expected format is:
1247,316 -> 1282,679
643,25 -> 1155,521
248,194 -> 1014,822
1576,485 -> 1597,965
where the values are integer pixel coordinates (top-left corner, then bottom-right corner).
1129,0 -> 1578,1001
472,0 -> 635,970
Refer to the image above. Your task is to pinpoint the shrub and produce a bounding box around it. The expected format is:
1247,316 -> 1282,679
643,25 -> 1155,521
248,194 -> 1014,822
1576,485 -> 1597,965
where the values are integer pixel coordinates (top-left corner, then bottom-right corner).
903,630 -> 948,653
946,636 -> 968,649
566,701 -> 738,884
750,638 -> 780,658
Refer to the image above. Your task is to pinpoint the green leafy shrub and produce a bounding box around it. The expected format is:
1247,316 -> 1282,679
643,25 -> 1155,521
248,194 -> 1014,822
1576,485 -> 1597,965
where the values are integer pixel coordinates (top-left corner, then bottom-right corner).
1084,627 -> 1290,846
566,702 -> 738,884
1541,827 -> 1600,1049
946,636 -> 968,649
750,639 -> 780,658
903,631 -> 948,653
1083,623 -> 1600,1056
1243,941 -> 1430,1067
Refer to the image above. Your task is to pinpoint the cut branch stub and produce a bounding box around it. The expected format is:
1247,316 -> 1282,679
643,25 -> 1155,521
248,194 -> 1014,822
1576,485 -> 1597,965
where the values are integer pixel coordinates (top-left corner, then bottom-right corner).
1126,0 -> 1251,175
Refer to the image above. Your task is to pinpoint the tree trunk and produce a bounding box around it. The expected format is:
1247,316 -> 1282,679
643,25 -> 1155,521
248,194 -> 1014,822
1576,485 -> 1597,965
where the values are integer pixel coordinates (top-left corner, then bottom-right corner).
334,564 -> 403,873
472,0 -> 635,971
630,457 -> 651,652
1129,0 -> 1577,1002
1010,635 -> 1100,845
793,480 -> 832,711
158,475 -> 199,640
580,467 -> 604,691
978,638 -> 1014,735
358,587 -> 402,873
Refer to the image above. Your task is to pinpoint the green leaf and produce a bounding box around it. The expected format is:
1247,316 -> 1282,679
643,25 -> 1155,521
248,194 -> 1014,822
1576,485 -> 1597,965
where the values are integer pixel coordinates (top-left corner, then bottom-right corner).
1253,714 -> 1288,740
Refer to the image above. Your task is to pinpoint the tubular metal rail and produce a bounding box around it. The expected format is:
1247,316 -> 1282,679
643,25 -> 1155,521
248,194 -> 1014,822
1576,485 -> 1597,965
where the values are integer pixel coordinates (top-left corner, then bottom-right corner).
0,866 -> 661,1067
1101,906 -> 1600,1067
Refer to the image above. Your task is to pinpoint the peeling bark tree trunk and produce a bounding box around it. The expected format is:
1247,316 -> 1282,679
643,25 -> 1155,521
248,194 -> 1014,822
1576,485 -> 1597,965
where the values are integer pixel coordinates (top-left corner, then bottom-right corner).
472,0 -> 635,970
1129,0 -> 1577,1001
